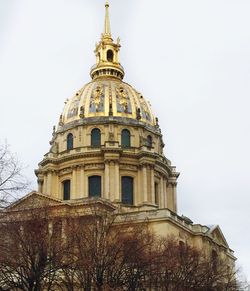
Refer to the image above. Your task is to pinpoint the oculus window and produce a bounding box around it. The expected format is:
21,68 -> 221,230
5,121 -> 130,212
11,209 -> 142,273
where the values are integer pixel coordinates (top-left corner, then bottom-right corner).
121,176 -> 133,205
89,176 -> 101,198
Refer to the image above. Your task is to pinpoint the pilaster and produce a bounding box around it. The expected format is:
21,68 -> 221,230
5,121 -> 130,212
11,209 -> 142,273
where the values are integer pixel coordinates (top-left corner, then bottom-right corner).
47,172 -> 52,195
150,166 -> 155,204
71,167 -> 77,199
104,161 -> 110,199
114,161 -> 120,201
142,165 -> 148,203
79,166 -> 86,198
160,176 -> 164,208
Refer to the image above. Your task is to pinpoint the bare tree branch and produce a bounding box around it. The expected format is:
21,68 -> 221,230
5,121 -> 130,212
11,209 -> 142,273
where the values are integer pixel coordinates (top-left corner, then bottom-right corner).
0,142 -> 29,208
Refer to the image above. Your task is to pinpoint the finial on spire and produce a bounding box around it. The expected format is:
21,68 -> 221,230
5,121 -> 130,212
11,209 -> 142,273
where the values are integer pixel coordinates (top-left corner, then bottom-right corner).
104,0 -> 111,37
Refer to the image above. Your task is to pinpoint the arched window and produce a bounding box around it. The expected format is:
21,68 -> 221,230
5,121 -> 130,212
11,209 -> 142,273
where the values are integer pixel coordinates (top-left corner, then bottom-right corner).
89,176 -> 101,198
63,180 -> 70,200
147,135 -> 152,148
107,50 -> 114,62
67,133 -> 73,150
91,128 -> 101,147
121,176 -> 133,205
121,129 -> 131,148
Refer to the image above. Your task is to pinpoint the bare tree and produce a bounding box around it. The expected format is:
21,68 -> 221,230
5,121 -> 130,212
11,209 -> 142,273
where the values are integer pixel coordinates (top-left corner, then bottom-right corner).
0,142 -> 29,208
0,206 -> 243,291
0,208 -> 65,291
58,208 -> 153,291
149,237 -> 238,291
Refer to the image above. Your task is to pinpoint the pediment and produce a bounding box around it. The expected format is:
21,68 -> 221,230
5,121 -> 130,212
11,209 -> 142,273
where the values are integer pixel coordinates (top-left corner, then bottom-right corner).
207,225 -> 229,248
6,191 -> 64,211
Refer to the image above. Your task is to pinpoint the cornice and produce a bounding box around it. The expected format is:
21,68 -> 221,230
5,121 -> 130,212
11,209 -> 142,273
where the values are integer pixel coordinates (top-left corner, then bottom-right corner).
57,116 -> 162,136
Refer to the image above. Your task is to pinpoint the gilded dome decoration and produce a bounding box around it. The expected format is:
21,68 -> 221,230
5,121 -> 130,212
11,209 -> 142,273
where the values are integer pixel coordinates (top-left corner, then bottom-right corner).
60,80 -> 156,128
58,0 -> 155,129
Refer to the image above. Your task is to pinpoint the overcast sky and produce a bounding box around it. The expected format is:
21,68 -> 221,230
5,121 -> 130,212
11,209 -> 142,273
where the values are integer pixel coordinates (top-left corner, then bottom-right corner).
0,0 -> 249,282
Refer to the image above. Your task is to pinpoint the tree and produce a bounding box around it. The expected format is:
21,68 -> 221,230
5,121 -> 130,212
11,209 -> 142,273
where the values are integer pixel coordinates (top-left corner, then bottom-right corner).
0,208 -> 65,291
58,208 -> 153,291
0,206 -> 243,290
149,237 -> 238,291
0,142 -> 29,208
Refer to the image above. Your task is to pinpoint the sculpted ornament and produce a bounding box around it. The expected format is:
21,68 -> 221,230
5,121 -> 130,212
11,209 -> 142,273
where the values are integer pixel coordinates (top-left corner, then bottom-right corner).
136,108 -> 141,120
79,106 -> 85,118
120,164 -> 137,171
116,86 -> 128,112
49,126 -> 59,153
85,164 -> 105,170
116,86 -> 132,113
90,86 -> 104,112
49,142 -> 59,154
59,114 -> 64,126
67,98 -> 79,118
139,95 -> 151,121
108,132 -> 114,141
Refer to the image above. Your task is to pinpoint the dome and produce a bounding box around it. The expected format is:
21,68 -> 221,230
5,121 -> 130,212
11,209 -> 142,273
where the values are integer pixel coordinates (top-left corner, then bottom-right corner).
36,0 -> 178,214
60,79 -> 156,127
58,1 -> 157,130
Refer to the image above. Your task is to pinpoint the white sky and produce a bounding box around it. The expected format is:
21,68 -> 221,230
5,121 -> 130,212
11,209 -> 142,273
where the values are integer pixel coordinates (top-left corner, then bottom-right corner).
0,0 -> 249,282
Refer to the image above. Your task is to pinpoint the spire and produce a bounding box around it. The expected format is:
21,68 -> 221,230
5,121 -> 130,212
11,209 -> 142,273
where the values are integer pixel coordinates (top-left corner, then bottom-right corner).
103,0 -> 111,39
90,0 -> 124,80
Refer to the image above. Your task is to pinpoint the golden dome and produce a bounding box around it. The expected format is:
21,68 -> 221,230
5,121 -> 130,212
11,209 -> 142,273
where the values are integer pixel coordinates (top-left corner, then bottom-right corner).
60,79 -> 156,127
58,1 -> 156,129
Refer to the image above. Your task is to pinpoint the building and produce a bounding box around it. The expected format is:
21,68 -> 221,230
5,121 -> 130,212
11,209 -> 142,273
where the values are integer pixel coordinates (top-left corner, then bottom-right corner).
6,0 -> 235,267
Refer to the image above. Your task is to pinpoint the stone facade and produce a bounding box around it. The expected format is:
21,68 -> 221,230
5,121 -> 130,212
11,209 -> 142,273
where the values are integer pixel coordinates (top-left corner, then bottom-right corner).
4,0 -> 235,272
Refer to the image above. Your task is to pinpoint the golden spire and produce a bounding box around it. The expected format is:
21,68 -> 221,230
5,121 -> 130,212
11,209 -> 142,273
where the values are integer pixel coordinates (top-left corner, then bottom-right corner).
103,0 -> 111,39
90,0 -> 124,80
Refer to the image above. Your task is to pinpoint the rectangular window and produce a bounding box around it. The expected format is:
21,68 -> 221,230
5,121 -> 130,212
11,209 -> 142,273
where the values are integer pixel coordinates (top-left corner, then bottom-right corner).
89,176 -> 101,197
122,176 -> 133,205
63,180 -> 71,200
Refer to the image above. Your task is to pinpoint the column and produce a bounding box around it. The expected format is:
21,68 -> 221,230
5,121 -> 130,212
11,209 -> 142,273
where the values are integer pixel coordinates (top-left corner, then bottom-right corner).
79,167 -> 86,198
54,173 -> 59,198
114,162 -> 120,201
160,176 -> 164,208
47,172 -> 52,195
72,167 -> 77,199
172,182 -> 177,212
143,165 -> 147,203
151,167 -> 155,204
163,178 -> 167,208
38,178 -> 42,193
43,175 -> 47,194
110,162 -> 115,201
104,162 -> 110,199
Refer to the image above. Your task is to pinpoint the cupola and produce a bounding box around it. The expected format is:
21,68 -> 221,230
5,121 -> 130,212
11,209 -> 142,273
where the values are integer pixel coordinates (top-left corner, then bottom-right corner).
90,0 -> 125,80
